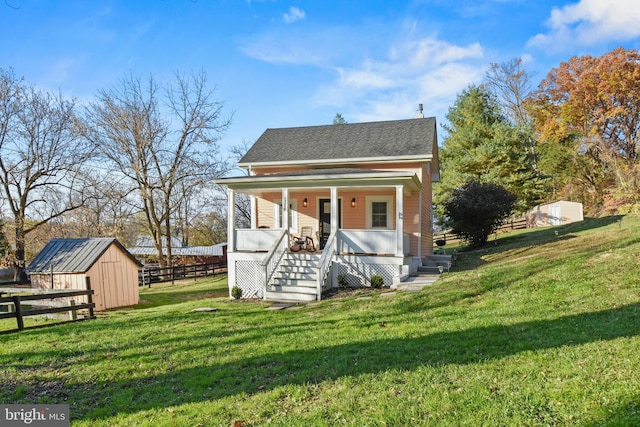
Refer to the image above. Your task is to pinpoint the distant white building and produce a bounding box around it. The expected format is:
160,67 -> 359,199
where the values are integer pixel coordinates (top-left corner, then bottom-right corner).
526,200 -> 584,227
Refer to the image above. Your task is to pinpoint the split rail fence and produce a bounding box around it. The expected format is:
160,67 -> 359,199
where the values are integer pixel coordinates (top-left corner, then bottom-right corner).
0,277 -> 96,335
433,218 -> 528,248
139,261 -> 227,287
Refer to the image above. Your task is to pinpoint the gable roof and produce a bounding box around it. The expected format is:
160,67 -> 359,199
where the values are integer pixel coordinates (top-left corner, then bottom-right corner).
26,238 -> 142,274
238,117 -> 437,167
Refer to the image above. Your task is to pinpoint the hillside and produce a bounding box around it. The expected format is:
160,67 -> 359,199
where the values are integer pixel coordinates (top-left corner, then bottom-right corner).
1,215 -> 639,426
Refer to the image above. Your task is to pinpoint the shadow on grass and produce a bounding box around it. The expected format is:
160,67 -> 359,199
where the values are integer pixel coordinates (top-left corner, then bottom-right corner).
48,302 -> 640,422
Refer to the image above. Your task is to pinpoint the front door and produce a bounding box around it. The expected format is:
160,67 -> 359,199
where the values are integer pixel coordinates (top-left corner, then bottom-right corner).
319,198 -> 341,249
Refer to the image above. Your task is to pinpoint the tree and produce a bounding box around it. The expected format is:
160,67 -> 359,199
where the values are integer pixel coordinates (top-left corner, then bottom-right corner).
333,113 -> 348,125
483,58 -> 535,127
0,215 -> 9,263
83,71 -> 232,269
435,85 -> 545,214
61,171 -> 138,242
0,69 -> 92,280
444,181 -> 516,247
528,47 -> 640,210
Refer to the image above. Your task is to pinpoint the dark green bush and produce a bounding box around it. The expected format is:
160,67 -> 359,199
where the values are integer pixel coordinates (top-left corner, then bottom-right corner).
370,275 -> 384,289
231,285 -> 243,300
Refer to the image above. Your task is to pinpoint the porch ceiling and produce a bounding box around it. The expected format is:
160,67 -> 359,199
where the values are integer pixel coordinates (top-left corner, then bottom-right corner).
216,168 -> 422,195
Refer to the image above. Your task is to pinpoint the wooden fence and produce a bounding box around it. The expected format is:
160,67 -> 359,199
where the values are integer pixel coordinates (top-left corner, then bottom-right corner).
139,261 -> 227,287
0,277 -> 96,335
433,218 -> 528,247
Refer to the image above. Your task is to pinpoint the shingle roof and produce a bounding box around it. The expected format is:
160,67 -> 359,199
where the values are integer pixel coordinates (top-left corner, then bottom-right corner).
239,117 -> 437,165
26,238 -> 141,274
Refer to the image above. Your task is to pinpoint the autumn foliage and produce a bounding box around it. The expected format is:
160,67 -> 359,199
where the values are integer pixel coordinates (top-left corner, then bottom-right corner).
528,47 -> 640,213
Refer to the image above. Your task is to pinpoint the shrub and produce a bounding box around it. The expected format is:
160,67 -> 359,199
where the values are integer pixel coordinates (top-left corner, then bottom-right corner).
337,274 -> 349,288
370,274 -> 384,289
231,285 -> 243,300
444,181 -> 516,247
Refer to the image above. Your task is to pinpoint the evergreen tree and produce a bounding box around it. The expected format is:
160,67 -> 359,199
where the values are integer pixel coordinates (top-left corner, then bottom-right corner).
435,85 -> 545,215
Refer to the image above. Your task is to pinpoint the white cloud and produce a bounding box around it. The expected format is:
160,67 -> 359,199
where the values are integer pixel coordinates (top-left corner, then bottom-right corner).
283,6 -> 306,24
314,35 -> 485,122
528,0 -> 640,49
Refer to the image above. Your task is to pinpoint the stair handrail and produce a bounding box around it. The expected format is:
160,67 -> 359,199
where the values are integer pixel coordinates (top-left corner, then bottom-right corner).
261,229 -> 289,299
316,230 -> 337,300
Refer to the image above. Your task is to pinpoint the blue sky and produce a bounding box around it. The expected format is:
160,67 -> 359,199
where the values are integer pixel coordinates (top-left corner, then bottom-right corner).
1,0 -> 640,156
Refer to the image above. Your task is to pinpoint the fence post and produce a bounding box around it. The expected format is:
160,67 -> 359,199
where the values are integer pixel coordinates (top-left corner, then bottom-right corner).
69,300 -> 77,320
85,277 -> 95,318
12,295 -> 24,331
194,264 -> 197,281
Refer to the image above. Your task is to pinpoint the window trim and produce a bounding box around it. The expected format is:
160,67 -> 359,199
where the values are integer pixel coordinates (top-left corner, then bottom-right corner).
365,195 -> 393,229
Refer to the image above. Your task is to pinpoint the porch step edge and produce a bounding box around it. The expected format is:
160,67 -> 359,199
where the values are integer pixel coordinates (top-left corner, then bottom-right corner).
270,284 -> 317,294
272,278 -> 317,288
265,291 -> 317,302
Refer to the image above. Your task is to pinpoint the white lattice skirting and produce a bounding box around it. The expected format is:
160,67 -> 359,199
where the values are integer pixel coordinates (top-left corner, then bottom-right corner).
234,260 -> 264,299
335,262 -> 397,288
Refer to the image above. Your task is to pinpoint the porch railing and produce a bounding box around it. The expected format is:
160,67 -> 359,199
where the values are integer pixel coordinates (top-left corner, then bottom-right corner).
260,229 -> 288,299
317,230 -> 337,299
235,228 -> 280,251
338,230 -> 409,255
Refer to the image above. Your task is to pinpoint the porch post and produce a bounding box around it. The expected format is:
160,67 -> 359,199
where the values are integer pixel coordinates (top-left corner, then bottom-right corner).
228,188 -> 236,253
396,185 -> 404,257
282,188 -> 290,231
330,187 -> 338,234
250,195 -> 257,229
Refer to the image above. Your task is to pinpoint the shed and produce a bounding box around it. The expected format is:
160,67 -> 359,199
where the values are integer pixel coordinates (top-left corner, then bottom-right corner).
25,238 -> 142,311
526,200 -> 584,228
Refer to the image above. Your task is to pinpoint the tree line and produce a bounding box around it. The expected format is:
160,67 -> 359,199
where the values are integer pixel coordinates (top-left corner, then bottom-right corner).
0,69 -> 233,280
436,47 -> 640,246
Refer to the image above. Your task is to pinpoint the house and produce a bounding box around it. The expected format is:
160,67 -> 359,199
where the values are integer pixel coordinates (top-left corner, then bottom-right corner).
526,200 -> 584,228
215,113 -> 440,301
26,238 -> 141,311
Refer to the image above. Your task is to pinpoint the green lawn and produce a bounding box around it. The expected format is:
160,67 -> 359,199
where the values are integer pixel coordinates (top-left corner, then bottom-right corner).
1,216 -> 639,426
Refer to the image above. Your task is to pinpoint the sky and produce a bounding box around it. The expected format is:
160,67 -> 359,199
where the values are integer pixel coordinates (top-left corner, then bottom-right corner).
1,0 -> 640,159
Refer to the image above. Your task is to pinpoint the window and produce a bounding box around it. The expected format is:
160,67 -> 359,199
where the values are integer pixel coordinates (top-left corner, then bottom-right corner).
274,199 -> 298,230
366,195 -> 393,229
371,202 -> 387,227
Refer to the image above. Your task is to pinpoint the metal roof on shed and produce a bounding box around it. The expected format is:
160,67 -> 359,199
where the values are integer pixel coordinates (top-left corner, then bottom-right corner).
26,238 -> 141,274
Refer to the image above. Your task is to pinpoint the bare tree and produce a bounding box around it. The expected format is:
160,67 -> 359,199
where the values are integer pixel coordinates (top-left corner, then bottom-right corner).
227,139 -> 253,227
0,69 -> 92,279
83,71 -> 231,269
483,58 -> 535,127
62,170 -> 139,241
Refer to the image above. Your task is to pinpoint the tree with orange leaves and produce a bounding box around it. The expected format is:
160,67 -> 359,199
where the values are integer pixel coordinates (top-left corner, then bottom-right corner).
528,47 -> 640,211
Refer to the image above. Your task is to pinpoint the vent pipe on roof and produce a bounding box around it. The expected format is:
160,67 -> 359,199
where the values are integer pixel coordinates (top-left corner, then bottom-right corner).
415,103 -> 424,118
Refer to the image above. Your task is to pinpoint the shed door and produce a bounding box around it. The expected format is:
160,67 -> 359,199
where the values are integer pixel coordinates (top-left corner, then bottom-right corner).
549,206 -> 561,226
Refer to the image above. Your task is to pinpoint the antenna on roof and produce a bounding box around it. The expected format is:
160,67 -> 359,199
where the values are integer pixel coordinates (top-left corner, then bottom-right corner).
415,103 -> 424,119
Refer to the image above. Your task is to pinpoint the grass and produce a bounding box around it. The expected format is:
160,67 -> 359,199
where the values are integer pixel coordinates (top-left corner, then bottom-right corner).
1,215 -> 639,426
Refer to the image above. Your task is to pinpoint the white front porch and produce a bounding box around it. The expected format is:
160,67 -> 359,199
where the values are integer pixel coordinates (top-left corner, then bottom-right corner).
227,228 -> 420,301
221,170 -> 428,301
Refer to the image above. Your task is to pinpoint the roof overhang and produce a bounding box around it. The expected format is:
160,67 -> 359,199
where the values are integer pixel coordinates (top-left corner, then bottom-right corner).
215,169 -> 422,195
237,154 -> 433,170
